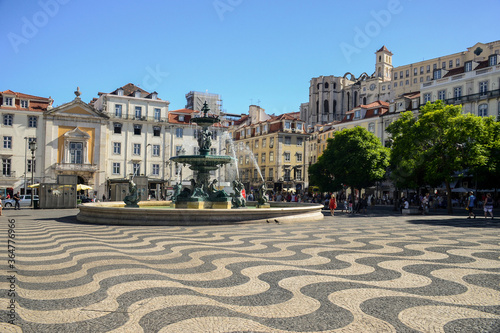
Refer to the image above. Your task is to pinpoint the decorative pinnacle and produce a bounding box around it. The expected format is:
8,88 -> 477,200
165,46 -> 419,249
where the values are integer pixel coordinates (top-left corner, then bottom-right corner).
201,101 -> 210,117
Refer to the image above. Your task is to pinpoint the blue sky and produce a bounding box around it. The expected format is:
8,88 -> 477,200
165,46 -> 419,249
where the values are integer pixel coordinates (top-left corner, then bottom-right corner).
1,0 -> 499,116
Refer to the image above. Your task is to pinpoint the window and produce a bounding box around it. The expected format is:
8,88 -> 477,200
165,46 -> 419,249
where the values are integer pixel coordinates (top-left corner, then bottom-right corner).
3,97 -> 13,106
269,151 -> 274,162
420,66 -> 424,74
153,126 -> 161,136
2,158 -> 11,176
413,78 -> 417,84
382,85 -> 386,90
262,138 -> 266,148
263,124 -> 268,132
176,127 -> 183,138
193,146 -> 199,155
368,123 -> 375,133
239,156 -> 243,165
245,156 -> 249,165
179,115 -> 185,122
115,104 -> 122,117
152,164 -> 160,176
464,61 -> 472,72
114,123 -> 122,134
479,81 -> 488,95
420,77 -> 424,83
134,124 -> 142,135
152,144 -> 160,156
405,80 -> 409,85
3,136 -> 12,149
394,72 -> 398,80
297,123 -> 303,131
438,90 -> 446,101
399,71 -> 403,78
284,169 -> 291,181
296,169 -> 302,180
247,128 -> 251,136
27,159 -> 35,173
456,59 -> 460,66
489,55 -> 497,66
297,137 -> 303,146
211,148 -> 217,155
3,114 -> 13,126
426,76 -> 430,81
442,61 -> 446,68
154,108 -> 161,121
135,106 -> 142,119
296,153 -> 302,162
269,138 -> 274,148
69,142 -> 83,164
133,143 -> 141,155
284,152 -> 290,162
414,68 -> 417,75
176,145 -> 183,156
21,100 -> 28,108
426,65 -> 430,73
112,162 -> 120,175
354,110 -> 361,119
261,153 -> 266,163
433,69 -> 441,79
285,121 -> 291,129
424,93 -> 431,103
255,126 -> 260,134
449,60 -> 453,68
28,116 -> 37,128
478,104 -> 488,117
255,140 -> 259,148
454,87 -> 462,100
394,82 -> 397,88
113,142 -> 121,154
433,64 -> 437,70
269,168 -> 273,180
133,163 -> 140,176
406,69 -> 409,77
285,136 -> 291,145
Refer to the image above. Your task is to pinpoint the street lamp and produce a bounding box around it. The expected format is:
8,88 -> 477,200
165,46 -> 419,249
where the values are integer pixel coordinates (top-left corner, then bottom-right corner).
29,138 -> 37,208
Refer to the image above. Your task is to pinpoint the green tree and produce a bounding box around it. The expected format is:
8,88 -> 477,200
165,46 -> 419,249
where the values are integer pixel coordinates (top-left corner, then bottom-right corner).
387,100 -> 495,214
309,127 -> 390,196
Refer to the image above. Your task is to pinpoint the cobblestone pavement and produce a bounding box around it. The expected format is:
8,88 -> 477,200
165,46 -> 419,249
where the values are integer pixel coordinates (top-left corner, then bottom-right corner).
1,207 -> 499,332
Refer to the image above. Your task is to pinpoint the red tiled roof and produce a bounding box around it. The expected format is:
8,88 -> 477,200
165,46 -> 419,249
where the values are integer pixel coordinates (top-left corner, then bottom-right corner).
0,90 -> 51,112
376,45 -> 393,55
169,108 -> 199,114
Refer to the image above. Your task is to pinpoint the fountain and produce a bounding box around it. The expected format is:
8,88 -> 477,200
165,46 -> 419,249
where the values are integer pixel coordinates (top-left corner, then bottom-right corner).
76,102 -> 324,225
169,102 -> 234,209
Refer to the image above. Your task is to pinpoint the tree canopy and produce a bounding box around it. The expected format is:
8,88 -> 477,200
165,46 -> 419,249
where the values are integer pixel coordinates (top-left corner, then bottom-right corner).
309,126 -> 390,194
386,100 -> 499,213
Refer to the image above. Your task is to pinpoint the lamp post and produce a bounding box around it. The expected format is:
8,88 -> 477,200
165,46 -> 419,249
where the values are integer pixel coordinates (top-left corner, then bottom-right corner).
24,137 -> 28,196
29,138 -> 37,208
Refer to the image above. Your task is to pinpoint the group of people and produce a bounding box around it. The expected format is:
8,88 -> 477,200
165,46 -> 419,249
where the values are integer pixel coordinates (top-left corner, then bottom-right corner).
466,191 -> 494,220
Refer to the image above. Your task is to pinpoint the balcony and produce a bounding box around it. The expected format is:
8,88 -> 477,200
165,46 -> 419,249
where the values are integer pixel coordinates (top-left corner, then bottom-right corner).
0,171 -> 17,178
444,89 -> 500,105
54,163 -> 98,172
105,112 -> 164,123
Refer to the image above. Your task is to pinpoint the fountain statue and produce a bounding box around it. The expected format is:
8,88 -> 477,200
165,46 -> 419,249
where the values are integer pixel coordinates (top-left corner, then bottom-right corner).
169,102 -> 234,209
231,179 -> 246,208
124,178 -> 140,207
256,183 -> 270,208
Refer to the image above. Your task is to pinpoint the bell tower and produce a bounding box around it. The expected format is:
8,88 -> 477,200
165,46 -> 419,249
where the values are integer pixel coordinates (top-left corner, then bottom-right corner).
375,45 -> 393,81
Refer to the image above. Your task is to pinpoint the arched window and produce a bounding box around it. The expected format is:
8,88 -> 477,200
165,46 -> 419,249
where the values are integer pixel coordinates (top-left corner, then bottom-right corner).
333,83 -> 336,90
347,92 -> 350,110
323,100 -> 329,114
354,91 -> 358,107
325,82 -> 329,89
333,100 -> 337,114
363,97 -> 367,105
316,100 -> 319,114
478,104 -> 488,117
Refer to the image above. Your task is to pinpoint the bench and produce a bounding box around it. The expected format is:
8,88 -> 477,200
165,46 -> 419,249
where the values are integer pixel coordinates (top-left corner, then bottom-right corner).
402,208 -> 421,215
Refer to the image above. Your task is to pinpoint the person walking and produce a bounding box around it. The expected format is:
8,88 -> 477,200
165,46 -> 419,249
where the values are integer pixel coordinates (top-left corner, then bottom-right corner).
13,192 -> 21,210
483,193 -> 494,219
467,191 -> 476,219
329,194 -> 337,216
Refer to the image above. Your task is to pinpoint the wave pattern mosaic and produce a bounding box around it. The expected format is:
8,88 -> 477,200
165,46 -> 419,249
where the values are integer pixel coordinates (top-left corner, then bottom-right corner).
1,214 -> 500,332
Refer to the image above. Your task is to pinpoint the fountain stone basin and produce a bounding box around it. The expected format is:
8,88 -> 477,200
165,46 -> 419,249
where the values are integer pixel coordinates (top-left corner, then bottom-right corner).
76,201 -> 324,226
